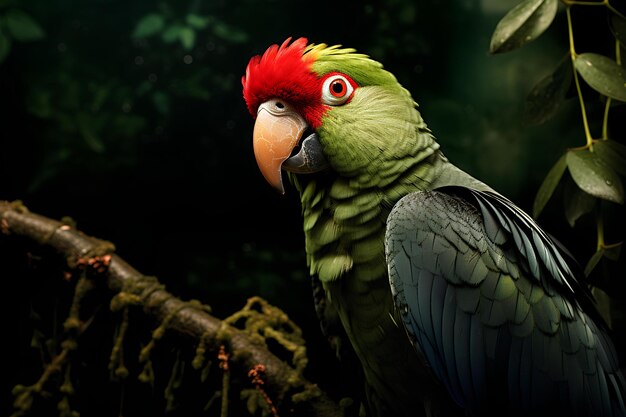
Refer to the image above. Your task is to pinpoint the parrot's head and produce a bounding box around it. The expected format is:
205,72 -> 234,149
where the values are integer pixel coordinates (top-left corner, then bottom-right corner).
242,37 -> 428,194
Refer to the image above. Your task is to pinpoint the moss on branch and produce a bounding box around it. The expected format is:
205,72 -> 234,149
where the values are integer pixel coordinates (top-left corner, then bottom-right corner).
0,201 -> 344,417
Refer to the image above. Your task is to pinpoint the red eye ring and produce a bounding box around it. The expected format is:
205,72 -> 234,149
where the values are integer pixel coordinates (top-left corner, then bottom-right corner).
321,74 -> 355,106
329,79 -> 348,97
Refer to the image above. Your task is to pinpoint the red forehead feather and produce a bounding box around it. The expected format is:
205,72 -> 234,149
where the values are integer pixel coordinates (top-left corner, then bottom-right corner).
242,37 -> 327,128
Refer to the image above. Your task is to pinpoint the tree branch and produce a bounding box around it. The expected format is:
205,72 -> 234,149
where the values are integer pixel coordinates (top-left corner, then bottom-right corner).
0,201 -> 344,417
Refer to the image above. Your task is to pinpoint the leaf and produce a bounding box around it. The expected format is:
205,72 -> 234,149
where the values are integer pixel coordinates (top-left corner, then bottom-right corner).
594,140 -> 626,176
186,14 -> 210,30
135,80 -> 153,96
26,88 -> 52,118
0,30 -> 10,63
110,114 -> 146,138
609,11 -> 626,45
604,243 -> 622,261
179,27 -> 195,50
4,8 -> 45,42
524,56 -> 572,125
132,13 -> 164,38
161,24 -> 183,44
212,22 -> 248,43
76,112 -> 105,153
489,0 -> 558,54
566,149 -> 624,204
151,91 -> 170,115
574,53 -> 626,102
584,249 -> 605,276
533,153 -> 567,218
591,286 -> 612,328
563,176 -> 596,227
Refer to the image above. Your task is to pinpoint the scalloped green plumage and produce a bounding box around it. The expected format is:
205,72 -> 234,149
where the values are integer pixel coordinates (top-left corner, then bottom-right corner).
315,253 -> 353,282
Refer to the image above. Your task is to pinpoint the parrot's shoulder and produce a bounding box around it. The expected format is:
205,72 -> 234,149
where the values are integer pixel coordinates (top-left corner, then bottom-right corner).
427,161 -> 495,193
386,184 -> 592,304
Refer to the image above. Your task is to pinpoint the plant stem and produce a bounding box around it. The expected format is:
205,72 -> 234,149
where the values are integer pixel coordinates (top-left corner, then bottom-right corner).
601,98 -> 611,140
607,2 -> 626,19
597,208 -> 605,250
566,7 -> 594,147
561,0 -> 606,5
601,39 -> 622,140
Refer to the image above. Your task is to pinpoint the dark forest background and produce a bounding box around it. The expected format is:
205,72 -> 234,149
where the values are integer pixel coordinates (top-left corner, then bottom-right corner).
1,0 -> 625,416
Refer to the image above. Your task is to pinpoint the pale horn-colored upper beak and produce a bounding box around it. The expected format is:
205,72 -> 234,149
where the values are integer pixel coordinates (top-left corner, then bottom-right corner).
252,99 -> 328,194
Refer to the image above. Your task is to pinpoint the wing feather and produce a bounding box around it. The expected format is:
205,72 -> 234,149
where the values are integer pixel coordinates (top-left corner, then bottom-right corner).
454,306 -> 474,405
469,314 -> 487,405
442,285 -> 464,404
386,188 -> 626,416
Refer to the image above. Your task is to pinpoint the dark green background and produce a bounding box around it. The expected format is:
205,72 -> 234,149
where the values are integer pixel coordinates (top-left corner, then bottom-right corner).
1,0 -> 623,415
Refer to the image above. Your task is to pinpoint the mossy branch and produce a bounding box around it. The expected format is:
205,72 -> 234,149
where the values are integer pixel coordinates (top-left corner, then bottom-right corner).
0,200 -> 344,417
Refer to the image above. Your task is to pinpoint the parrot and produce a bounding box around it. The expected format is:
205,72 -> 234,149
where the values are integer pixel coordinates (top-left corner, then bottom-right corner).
241,37 -> 626,417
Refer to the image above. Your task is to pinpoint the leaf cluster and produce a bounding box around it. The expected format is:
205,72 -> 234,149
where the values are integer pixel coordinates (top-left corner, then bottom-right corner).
489,0 -> 625,302
132,11 -> 247,51
0,6 -> 44,62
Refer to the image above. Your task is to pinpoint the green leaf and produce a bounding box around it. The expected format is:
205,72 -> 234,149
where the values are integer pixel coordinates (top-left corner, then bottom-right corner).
584,249 -> 604,276
4,8 -> 45,42
110,114 -> 146,138
533,154 -> 567,218
76,112 -> 104,153
135,80 -> 153,96
594,140 -> 626,176
0,30 -> 10,63
179,27 -> 195,50
524,56 -> 572,125
161,24 -> 183,44
151,91 -> 170,115
26,89 -> 52,118
566,149 -> 624,204
563,176 -> 596,227
489,0 -> 558,54
132,13 -> 164,38
574,53 -> 626,102
212,22 -> 248,43
604,243 -> 622,261
609,11 -> 626,45
591,286 -> 612,328
186,14 -> 210,30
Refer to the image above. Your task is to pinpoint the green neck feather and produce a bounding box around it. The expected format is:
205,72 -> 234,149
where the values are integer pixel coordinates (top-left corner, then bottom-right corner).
290,113 -> 445,284
290,45 -> 447,284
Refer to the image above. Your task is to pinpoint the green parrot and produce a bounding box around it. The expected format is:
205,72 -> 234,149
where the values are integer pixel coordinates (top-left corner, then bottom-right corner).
241,37 -> 626,417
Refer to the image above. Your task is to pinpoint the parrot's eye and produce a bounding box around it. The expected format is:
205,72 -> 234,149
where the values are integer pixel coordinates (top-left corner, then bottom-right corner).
321,74 -> 355,106
330,79 -> 347,97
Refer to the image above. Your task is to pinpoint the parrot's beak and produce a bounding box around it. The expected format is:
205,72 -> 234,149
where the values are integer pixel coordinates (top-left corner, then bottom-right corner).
253,99 -> 328,194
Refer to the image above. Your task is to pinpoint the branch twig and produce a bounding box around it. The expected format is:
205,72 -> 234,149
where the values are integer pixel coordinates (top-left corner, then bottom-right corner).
0,201 -> 344,417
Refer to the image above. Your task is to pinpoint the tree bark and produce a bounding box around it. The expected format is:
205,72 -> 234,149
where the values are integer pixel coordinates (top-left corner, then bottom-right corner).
0,201 -> 344,417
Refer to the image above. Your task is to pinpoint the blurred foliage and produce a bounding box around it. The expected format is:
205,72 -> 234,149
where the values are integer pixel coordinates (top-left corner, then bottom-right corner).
1,0 -> 625,415
0,5 -> 45,62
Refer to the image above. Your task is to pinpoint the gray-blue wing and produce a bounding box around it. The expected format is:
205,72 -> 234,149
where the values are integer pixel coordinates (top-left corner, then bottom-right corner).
385,186 -> 626,417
